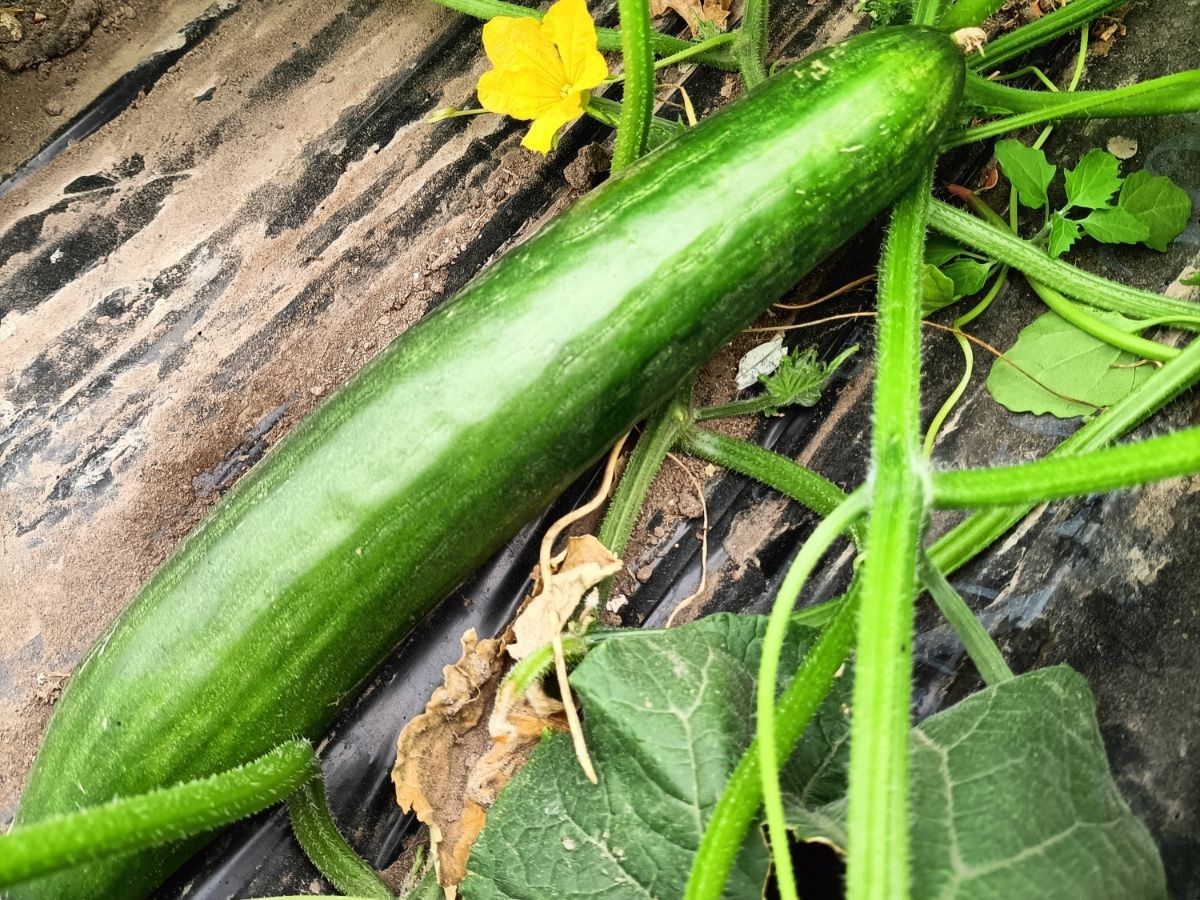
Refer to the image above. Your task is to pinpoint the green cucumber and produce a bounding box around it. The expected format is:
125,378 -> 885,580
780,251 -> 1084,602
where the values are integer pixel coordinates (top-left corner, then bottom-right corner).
11,26 -> 963,899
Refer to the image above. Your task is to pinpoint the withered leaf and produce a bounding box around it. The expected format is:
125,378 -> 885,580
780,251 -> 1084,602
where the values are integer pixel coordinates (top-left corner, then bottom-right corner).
649,0 -> 730,37
392,629 -> 567,896
507,534 -> 622,661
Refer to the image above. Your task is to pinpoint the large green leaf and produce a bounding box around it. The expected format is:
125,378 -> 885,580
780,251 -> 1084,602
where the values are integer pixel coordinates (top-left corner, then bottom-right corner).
462,614 -> 851,900
986,310 -> 1154,418
788,667 -> 1166,899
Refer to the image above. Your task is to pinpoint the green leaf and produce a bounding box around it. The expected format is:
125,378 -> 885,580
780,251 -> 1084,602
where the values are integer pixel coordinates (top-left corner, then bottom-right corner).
940,257 -> 994,299
1063,148 -> 1123,210
922,263 -> 957,313
986,310 -> 1155,418
925,235 -> 971,267
760,345 -> 856,414
462,614 -> 852,900
1080,207 -> 1151,246
1118,169 -> 1194,252
1047,213 -> 1082,258
1183,271 -> 1200,287
789,668 -> 1166,899
995,138 -> 1056,208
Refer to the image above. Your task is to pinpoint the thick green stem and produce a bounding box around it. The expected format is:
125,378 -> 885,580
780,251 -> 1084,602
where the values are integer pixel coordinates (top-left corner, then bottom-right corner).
950,69 -> 1200,146
288,776 -> 394,899
431,0 -> 738,68
598,383 -> 692,561
969,0 -> 1122,70
846,175 -> 932,900
682,425 -> 1010,684
928,201 -> 1200,327
929,332 -> 1200,573
758,491 -> 869,900
736,0 -> 769,87
679,426 -> 858,538
612,0 -> 655,172
933,426 -> 1200,508
0,742 -> 316,891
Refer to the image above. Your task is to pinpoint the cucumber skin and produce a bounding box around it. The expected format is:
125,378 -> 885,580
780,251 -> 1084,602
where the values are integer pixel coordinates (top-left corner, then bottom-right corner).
12,27 -> 963,899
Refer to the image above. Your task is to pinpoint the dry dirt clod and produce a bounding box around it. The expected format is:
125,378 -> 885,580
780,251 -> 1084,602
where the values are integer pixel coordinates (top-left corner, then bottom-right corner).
0,12 -> 22,42
44,99 -> 64,116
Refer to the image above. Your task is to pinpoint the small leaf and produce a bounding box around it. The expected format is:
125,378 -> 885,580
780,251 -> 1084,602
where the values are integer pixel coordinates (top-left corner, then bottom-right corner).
1063,148 -> 1123,210
1182,271 -> 1200,287
924,235 -> 970,266
994,138 -> 1056,208
1080,207 -> 1151,246
760,345 -> 856,414
1048,213 -> 1082,258
1118,169 -> 1193,252
922,263 -> 956,313
986,310 -> 1155,418
940,257 -> 994,300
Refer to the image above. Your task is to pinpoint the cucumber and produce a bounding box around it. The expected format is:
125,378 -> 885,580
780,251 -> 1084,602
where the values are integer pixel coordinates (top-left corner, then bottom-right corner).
11,26 -> 963,898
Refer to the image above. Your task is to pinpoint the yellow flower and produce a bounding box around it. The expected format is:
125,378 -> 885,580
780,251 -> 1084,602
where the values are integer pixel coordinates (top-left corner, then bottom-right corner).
476,0 -> 609,154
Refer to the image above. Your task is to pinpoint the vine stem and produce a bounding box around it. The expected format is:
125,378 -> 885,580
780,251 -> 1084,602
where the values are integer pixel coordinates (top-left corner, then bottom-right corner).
736,0 -> 769,86
597,382 -> 693,591
951,188 -> 1180,362
923,265 -> 1009,457
289,776 -> 396,898
757,490 -> 869,900
0,742 -> 391,898
948,69 -> 1200,147
968,0 -> 1122,70
928,200 -> 1200,327
680,426 -> 1009,682
932,425 -> 1200,507
845,172 -> 932,900
611,0 -> 655,172
685,329 -> 1200,900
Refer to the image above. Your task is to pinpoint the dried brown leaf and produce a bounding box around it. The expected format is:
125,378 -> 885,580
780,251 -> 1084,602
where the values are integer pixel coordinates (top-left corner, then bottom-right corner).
649,0 -> 730,37
508,534 -> 622,660
392,627 -> 570,894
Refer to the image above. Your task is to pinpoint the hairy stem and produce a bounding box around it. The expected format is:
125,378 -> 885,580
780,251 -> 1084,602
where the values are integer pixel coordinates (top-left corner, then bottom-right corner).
0,743 -> 316,891
968,0 -> 1122,70
612,0 -> 656,172
933,426 -> 1200,508
951,69 -> 1200,146
758,491 -> 869,900
928,201 -> 1200,327
846,174 -> 932,900
288,776 -> 394,899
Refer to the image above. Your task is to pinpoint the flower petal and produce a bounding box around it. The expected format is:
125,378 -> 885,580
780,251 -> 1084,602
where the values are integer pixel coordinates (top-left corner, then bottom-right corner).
521,94 -> 584,154
541,0 -> 608,90
481,15 -> 565,92
478,67 -> 563,120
